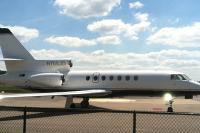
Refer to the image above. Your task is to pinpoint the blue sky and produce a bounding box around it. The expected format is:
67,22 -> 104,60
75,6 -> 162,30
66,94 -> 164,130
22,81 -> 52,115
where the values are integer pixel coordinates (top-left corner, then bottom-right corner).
0,0 -> 200,80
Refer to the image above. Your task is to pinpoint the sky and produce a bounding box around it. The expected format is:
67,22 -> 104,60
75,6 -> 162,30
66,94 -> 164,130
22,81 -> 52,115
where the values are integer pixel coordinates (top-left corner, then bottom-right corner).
0,0 -> 200,80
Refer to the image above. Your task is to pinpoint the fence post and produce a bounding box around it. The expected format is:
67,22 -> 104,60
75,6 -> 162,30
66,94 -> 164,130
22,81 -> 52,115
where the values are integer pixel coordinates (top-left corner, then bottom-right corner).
23,106 -> 27,133
133,110 -> 136,133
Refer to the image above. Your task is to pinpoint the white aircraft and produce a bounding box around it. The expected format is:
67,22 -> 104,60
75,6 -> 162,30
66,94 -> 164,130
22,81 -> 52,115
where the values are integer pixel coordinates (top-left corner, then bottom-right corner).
0,28 -> 200,112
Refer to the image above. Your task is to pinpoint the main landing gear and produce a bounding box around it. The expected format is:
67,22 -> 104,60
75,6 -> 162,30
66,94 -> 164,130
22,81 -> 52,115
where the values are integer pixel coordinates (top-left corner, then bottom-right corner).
80,97 -> 89,108
65,96 -> 90,109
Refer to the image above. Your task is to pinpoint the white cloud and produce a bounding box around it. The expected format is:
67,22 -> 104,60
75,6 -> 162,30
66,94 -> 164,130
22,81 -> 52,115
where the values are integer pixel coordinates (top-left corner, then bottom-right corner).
134,12 -> 149,22
96,35 -> 121,45
87,19 -> 126,35
87,18 -> 150,40
91,50 -> 105,56
45,36 -> 96,47
167,18 -> 180,25
0,24 -> 39,43
147,22 -> 200,48
54,0 -> 120,18
129,1 -> 143,9
30,49 -> 200,80
45,35 -> 121,47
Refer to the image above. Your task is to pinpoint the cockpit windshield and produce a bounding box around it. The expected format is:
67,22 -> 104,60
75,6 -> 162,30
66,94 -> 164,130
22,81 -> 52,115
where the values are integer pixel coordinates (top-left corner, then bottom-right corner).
182,74 -> 191,80
171,74 -> 190,81
178,75 -> 187,80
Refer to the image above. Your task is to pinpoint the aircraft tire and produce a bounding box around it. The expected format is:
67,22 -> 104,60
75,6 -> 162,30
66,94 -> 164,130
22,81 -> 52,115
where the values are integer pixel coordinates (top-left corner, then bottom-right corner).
70,103 -> 76,108
80,101 -> 89,108
167,107 -> 173,112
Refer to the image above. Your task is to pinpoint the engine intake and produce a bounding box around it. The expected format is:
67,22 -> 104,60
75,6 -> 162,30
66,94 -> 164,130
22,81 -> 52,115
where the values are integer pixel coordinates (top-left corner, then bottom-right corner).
29,73 -> 65,87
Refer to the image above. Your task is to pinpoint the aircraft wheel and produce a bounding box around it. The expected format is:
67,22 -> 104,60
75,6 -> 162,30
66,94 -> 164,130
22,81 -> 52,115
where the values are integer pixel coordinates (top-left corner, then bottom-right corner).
70,103 -> 76,108
167,107 -> 173,112
81,100 -> 89,108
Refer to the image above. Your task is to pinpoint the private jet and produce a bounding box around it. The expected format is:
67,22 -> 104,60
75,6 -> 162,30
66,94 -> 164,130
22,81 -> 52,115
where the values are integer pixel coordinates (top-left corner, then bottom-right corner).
0,28 -> 200,112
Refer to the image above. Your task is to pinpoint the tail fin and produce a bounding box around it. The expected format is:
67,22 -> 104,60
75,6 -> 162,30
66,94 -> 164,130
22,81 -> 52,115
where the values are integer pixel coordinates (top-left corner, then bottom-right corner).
0,28 -> 71,73
0,28 -> 34,60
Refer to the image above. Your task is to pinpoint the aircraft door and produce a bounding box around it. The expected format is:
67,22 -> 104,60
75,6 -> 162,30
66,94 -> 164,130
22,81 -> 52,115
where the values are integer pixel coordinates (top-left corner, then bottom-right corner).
92,72 -> 100,83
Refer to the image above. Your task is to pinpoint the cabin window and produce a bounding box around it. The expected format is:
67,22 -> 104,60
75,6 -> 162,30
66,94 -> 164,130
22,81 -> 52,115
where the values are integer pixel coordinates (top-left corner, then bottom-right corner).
134,75 -> 138,81
93,75 -> 98,81
101,75 -> 106,81
125,75 -> 130,81
117,75 -> 122,81
86,76 -> 90,81
109,76 -> 114,81
19,74 -> 25,77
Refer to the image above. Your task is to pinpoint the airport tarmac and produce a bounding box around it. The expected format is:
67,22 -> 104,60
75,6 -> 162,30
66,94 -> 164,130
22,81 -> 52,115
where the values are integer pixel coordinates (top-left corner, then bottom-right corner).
0,97 -> 200,113
1,96 -> 200,112
1,97 -> 200,133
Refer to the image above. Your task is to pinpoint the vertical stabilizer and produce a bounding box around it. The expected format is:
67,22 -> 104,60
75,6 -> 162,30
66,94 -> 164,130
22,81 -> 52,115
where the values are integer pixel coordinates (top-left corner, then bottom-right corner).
0,28 -> 71,73
0,28 -> 34,60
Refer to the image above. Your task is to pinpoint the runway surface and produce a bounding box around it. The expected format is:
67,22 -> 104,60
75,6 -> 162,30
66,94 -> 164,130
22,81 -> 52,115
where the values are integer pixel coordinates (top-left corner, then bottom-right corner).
1,96 -> 200,133
1,96 -> 200,112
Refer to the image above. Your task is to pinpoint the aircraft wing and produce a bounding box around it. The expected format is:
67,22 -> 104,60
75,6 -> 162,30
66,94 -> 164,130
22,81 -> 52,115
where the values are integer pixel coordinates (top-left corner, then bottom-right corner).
0,89 -> 111,99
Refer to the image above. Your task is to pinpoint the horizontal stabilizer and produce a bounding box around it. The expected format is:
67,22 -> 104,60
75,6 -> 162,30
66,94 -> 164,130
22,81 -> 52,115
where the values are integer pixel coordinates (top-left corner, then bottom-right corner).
0,90 -> 111,99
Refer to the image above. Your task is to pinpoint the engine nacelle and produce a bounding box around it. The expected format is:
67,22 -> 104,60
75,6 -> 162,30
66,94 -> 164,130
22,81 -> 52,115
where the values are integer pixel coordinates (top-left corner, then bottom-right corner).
29,73 -> 65,87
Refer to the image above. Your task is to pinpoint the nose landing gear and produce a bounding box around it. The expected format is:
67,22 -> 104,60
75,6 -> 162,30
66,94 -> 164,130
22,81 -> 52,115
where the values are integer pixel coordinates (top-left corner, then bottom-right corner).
167,99 -> 174,112
164,93 -> 174,112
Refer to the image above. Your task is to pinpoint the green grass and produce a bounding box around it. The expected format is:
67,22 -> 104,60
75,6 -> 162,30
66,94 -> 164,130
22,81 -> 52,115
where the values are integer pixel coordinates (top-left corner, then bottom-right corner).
0,84 -> 32,93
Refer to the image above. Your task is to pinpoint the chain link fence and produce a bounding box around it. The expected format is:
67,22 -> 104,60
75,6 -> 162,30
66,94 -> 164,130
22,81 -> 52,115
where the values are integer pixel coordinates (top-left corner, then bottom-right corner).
1,106 -> 200,133
136,111 -> 200,133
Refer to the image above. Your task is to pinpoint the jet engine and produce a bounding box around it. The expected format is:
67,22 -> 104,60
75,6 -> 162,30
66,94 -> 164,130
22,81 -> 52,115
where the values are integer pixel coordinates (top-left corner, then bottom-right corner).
29,73 -> 65,87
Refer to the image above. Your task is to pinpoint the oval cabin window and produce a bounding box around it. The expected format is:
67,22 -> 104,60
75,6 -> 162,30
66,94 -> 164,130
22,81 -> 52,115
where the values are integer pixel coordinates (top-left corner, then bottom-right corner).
117,76 -> 122,81
109,76 -> 114,81
134,76 -> 138,81
93,75 -> 98,81
86,76 -> 90,81
101,75 -> 106,81
125,75 -> 130,81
